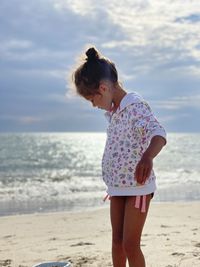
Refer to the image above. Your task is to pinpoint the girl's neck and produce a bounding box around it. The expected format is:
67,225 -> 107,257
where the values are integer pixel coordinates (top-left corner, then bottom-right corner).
112,84 -> 127,111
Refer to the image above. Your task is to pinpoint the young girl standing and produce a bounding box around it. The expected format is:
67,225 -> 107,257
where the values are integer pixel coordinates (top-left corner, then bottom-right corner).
72,47 -> 166,267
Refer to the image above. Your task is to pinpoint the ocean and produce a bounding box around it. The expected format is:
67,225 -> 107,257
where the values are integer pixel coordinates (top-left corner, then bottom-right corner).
0,132 -> 199,216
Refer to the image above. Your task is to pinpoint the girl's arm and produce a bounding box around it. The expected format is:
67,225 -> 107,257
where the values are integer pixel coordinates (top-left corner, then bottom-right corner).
143,135 -> 166,159
135,135 -> 166,184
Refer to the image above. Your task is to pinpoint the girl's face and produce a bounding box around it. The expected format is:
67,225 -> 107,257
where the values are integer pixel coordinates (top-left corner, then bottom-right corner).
85,83 -> 113,111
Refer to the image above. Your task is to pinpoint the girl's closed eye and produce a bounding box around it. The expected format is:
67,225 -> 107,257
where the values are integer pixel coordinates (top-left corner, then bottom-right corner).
91,99 -> 96,107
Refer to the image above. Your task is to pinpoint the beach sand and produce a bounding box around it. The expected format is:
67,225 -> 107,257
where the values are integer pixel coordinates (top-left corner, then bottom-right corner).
0,202 -> 200,267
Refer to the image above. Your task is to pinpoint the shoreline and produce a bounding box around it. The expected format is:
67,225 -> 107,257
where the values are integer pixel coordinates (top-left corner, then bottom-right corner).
1,202 -> 200,267
0,199 -> 200,218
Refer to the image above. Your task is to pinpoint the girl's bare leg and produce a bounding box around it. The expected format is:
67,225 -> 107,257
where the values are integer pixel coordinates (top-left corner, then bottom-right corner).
110,196 -> 127,267
123,194 -> 152,267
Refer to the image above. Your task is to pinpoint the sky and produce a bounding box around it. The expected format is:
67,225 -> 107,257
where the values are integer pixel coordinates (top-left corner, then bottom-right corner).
0,0 -> 200,133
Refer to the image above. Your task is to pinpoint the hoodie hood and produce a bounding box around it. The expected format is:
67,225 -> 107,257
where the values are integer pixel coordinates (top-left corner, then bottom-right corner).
119,92 -> 143,111
104,92 -> 143,122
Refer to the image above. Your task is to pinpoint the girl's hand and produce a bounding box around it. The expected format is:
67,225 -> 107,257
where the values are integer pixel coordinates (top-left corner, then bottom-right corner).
135,135 -> 166,185
135,154 -> 153,185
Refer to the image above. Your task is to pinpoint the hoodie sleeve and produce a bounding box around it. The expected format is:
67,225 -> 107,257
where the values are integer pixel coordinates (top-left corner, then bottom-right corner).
130,99 -> 167,144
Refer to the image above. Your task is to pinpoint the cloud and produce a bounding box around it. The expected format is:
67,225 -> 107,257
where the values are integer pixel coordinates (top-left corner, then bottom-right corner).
164,65 -> 200,78
0,0 -> 200,132
18,116 -> 43,125
47,93 -> 72,103
0,39 -> 33,50
0,115 -> 43,124
14,69 -> 67,79
53,0 -> 96,16
152,95 -> 200,110
160,113 -> 190,123
98,1 -> 200,76
2,0 -> 199,77
175,13 -> 200,23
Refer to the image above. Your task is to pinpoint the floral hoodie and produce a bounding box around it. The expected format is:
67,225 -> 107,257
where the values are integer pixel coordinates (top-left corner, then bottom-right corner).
102,92 -> 166,196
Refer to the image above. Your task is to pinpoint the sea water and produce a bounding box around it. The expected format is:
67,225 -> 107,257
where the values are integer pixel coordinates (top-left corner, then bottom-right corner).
0,132 -> 199,216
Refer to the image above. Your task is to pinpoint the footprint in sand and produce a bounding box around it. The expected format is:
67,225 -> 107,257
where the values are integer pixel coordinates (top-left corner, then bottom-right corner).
48,248 -> 58,251
76,256 -> 96,265
193,252 -> 200,257
157,233 -> 169,236
160,224 -> 171,228
194,242 -> 200,248
171,252 -> 185,256
49,237 -> 57,241
0,259 -> 12,267
191,228 -> 198,231
70,241 -> 95,247
3,235 -> 13,239
69,255 -> 97,266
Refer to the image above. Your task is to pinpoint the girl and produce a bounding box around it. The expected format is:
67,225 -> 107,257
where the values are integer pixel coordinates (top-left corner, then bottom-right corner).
72,47 -> 166,267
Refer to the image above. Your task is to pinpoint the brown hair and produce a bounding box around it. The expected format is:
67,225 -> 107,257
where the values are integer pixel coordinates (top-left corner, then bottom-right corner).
72,47 -> 118,97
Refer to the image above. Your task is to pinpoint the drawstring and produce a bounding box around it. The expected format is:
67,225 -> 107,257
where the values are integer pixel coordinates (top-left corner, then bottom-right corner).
135,195 -> 141,208
135,195 -> 147,213
103,194 -> 111,202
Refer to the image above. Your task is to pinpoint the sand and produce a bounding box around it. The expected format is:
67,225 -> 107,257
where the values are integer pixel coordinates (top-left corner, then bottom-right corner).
0,202 -> 200,267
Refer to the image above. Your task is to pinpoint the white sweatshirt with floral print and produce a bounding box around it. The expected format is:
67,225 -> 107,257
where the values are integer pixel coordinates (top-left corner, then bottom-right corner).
102,92 -> 166,196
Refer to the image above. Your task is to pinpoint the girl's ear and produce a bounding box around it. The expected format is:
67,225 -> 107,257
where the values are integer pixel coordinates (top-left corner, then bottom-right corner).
99,82 -> 108,94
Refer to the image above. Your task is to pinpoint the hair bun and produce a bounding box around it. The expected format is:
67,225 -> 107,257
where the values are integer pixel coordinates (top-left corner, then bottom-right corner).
86,47 -> 99,61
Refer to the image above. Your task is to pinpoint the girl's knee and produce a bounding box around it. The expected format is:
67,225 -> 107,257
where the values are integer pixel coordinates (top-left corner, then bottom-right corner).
123,239 -> 141,256
112,235 -> 123,248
